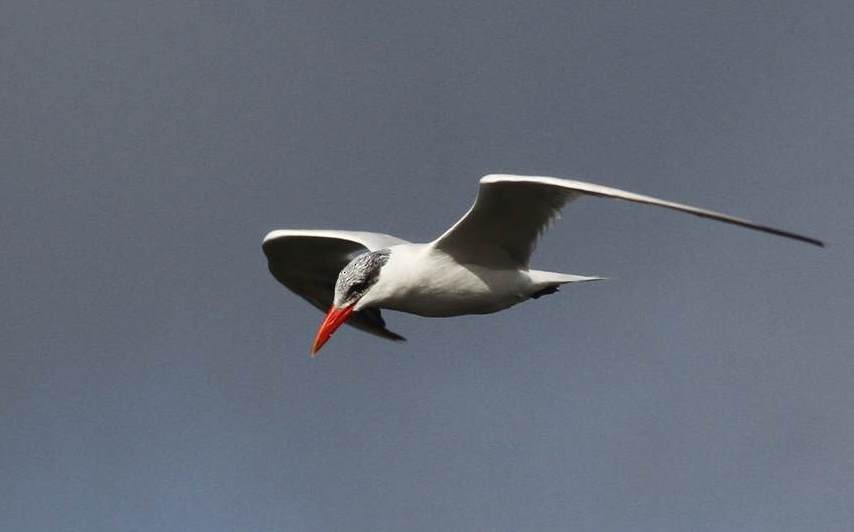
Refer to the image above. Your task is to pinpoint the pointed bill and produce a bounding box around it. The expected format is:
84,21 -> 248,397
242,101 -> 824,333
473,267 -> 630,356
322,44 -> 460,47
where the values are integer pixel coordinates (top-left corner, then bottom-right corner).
311,305 -> 355,356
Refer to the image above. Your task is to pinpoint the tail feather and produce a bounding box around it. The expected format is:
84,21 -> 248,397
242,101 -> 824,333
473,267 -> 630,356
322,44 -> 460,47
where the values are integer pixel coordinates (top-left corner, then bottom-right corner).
528,269 -> 606,285
527,269 -> 604,299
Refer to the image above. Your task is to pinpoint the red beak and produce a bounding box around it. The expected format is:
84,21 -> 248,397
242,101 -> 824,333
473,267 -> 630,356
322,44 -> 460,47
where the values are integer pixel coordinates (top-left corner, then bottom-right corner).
311,304 -> 355,356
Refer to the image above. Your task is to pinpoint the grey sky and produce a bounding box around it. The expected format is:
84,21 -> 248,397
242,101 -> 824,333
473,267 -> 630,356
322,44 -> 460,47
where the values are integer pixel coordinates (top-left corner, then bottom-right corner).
2,1 -> 853,531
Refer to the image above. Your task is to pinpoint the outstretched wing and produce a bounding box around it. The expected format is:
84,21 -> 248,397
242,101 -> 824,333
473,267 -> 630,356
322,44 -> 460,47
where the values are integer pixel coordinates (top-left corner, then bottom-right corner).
431,174 -> 823,268
263,229 -> 409,341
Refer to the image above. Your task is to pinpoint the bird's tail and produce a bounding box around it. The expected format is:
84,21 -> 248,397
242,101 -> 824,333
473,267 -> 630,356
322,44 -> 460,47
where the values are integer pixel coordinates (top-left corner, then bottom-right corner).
528,269 -> 605,285
526,269 -> 605,299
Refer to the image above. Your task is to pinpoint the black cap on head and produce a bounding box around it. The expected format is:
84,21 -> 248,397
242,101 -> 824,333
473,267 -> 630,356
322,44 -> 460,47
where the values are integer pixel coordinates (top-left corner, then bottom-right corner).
333,249 -> 390,307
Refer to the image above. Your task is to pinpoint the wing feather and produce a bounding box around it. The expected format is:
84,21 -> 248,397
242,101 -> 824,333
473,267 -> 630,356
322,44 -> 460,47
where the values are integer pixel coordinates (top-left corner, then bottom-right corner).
263,230 -> 408,341
432,174 -> 822,268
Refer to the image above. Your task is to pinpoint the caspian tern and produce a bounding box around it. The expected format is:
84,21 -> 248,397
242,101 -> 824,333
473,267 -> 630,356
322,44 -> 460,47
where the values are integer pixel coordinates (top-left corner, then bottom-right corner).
263,174 -> 822,355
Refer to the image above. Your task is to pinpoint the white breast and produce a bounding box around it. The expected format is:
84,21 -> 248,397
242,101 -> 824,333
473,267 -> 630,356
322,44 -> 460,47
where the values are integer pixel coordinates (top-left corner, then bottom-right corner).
359,244 -> 534,317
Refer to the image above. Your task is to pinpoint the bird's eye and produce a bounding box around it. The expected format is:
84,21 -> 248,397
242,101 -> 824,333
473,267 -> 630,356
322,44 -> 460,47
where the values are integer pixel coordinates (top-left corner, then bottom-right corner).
349,281 -> 367,295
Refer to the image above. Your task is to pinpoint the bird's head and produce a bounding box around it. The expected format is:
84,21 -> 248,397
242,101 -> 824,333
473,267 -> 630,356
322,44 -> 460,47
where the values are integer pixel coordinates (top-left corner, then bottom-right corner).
311,249 -> 391,355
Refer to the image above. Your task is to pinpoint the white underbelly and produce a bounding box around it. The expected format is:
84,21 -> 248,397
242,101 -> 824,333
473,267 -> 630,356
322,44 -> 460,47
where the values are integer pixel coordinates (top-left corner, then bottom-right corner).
383,260 -> 533,317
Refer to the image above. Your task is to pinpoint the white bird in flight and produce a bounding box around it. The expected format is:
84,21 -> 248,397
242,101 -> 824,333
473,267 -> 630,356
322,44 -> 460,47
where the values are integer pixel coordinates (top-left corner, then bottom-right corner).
263,174 -> 822,356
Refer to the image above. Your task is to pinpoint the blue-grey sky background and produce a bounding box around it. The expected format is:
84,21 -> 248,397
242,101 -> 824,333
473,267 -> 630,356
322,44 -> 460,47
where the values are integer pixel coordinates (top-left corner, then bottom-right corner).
2,2 -> 853,531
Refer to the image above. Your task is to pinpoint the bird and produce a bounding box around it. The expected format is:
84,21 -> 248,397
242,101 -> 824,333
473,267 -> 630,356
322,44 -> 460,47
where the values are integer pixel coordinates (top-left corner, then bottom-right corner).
262,174 -> 823,356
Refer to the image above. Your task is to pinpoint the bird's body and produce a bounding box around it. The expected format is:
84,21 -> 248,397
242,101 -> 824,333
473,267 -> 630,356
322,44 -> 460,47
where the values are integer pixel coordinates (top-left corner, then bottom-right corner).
357,244 -> 568,317
262,174 -> 822,355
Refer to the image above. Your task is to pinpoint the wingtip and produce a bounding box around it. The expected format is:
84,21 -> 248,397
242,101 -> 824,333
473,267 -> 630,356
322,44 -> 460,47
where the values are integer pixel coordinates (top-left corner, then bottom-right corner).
262,230 -> 282,244
793,234 -> 824,248
386,332 -> 407,342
